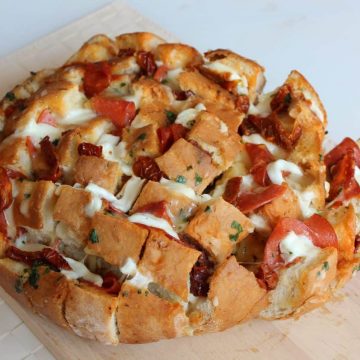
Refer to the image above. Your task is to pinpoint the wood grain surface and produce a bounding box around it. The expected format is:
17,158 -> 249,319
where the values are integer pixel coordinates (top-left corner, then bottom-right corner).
0,1 -> 359,359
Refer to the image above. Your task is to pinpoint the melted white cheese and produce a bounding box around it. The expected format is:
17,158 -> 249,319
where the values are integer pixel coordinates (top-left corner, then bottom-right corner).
249,213 -> 271,233
355,166 -> 360,187
116,176 -> 145,212
120,257 -> 138,277
242,134 -> 286,158
303,89 -> 324,123
4,205 -> 16,239
160,178 -> 211,203
15,120 -> 62,144
122,90 -> 142,109
20,197 -> 31,217
267,160 -> 303,185
127,270 -> 153,289
127,213 -> 179,239
61,109 -> 96,125
203,62 -> 248,95
279,231 -> 320,263
248,90 -> 276,117
293,189 -> 317,218
175,103 -> 206,129
61,257 -> 103,286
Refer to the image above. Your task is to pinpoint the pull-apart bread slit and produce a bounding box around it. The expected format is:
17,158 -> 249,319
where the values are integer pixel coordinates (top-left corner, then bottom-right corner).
0,31 -> 357,345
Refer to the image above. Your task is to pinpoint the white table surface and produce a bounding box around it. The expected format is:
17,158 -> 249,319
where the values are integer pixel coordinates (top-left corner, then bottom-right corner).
0,0 -> 359,359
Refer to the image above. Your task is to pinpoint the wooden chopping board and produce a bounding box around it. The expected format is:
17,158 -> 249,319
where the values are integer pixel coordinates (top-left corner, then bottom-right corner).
0,1 -> 359,359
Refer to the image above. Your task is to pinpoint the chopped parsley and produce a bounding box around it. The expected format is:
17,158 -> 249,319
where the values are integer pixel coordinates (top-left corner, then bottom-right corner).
194,173 -> 203,186
120,82 -> 127,87
322,261 -> 330,272
161,79 -> 169,84
137,133 -> 147,141
121,290 -> 129,297
14,269 -> 29,293
319,154 -> 323,161
89,229 -> 99,244
229,220 -> 243,242
353,264 -> 360,273
179,208 -> 190,222
176,175 -> 187,184
187,120 -> 196,127
5,91 -> 16,101
165,110 -> 177,123
204,205 -> 212,213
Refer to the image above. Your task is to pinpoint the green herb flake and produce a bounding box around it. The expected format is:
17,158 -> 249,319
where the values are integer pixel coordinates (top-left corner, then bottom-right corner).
28,266 -> 40,289
165,110 -> 177,123
137,133 -> 147,141
319,154 -> 323,162
352,264 -> 360,273
89,229 -> 99,244
229,220 -> 243,242
122,290 -> 129,297
187,120 -> 196,128
194,173 -> 203,186
176,175 -> 187,184
137,289 -> 142,294
204,205 -> 212,213
161,79 -> 169,84
5,91 -> 16,101
120,82 -> 127,87
52,139 -> 60,146
322,261 -> 330,272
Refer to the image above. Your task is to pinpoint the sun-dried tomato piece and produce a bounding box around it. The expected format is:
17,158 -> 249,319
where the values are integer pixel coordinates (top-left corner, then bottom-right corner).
270,84 -> 292,112
5,246 -> 70,270
78,142 -> 103,157
41,248 -> 71,270
83,61 -> 112,98
223,177 -> 242,205
136,51 -> 157,77
118,48 -> 135,59
5,168 -> 26,180
0,167 -> 12,211
36,136 -> 61,182
157,124 -> 187,153
173,90 -> 195,101
4,99 -> 27,118
235,94 -> 250,113
190,251 -> 214,297
246,143 -> 274,186
132,156 -> 164,182
102,272 -> 121,295
240,114 -> 301,151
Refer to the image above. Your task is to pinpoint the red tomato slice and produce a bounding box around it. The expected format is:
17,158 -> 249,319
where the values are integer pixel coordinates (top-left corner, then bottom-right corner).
0,167 -> 12,211
263,217 -> 317,270
83,62 -> 112,98
135,200 -> 172,224
325,137 -> 360,168
78,142 -> 103,157
91,96 -> 136,129
153,65 -> 168,82
245,143 -> 274,186
37,109 -> 57,127
304,214 -> 338,249
25,136 -> 37,158
235,184 -> 287,214
0,210 -> 7,237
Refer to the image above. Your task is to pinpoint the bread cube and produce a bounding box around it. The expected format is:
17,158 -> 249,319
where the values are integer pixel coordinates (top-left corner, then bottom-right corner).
185,197 -> 253,263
